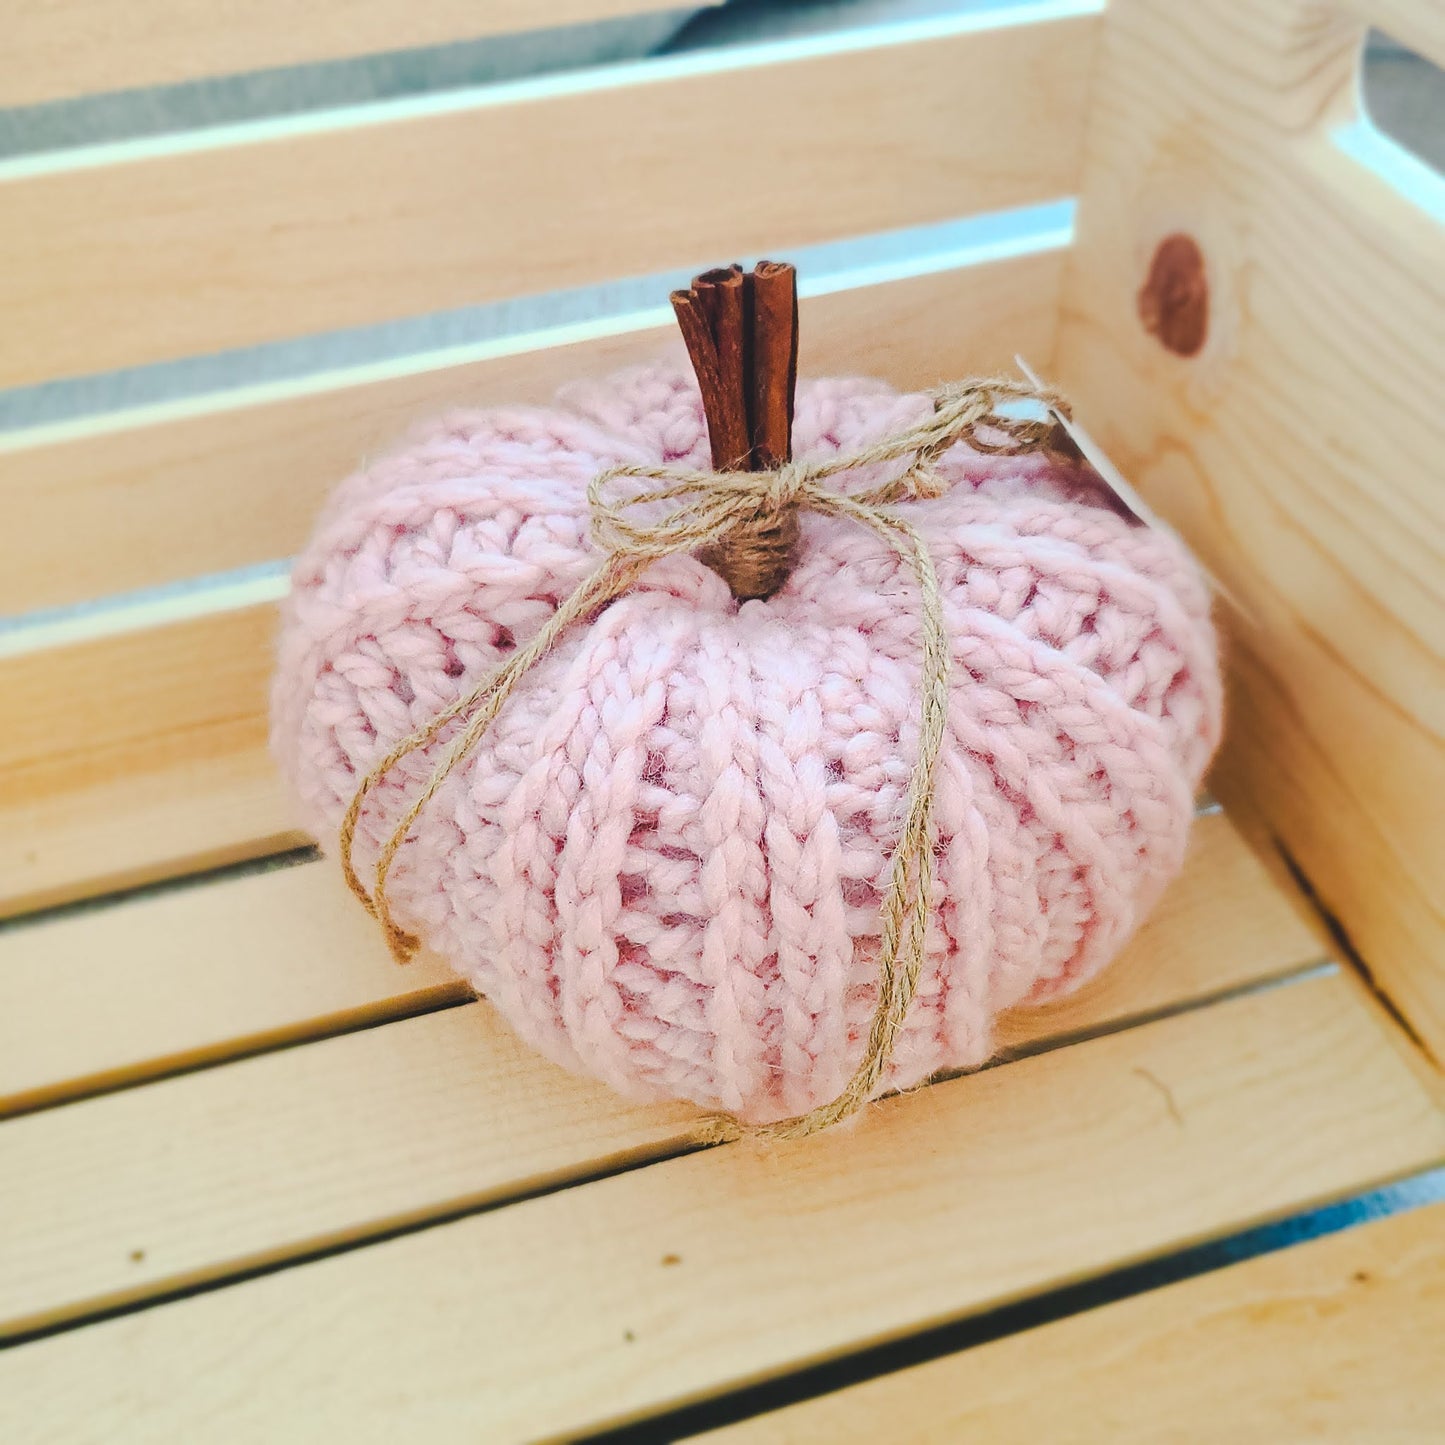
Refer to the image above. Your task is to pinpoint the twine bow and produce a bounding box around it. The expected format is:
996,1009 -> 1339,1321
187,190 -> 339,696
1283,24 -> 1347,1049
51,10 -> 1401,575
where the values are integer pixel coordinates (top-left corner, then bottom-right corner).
340,376 -> 1069,1142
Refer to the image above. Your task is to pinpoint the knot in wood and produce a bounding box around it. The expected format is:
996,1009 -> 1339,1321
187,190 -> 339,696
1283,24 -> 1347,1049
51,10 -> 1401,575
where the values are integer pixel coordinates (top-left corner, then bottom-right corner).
1138,233 -> 1209,357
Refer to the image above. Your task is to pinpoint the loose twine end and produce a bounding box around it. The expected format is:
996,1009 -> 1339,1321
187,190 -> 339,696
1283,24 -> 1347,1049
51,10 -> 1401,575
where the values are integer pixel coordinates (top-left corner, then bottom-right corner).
338,262 -> 1069,1141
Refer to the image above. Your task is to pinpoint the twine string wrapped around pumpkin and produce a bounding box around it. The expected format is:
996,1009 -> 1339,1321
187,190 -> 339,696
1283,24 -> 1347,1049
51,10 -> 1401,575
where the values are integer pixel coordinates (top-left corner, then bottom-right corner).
339,371 -> 1069,1142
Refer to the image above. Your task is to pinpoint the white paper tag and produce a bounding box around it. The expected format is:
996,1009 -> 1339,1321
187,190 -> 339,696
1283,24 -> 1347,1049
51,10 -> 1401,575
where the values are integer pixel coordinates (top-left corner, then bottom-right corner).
1013,355 -> 1168,530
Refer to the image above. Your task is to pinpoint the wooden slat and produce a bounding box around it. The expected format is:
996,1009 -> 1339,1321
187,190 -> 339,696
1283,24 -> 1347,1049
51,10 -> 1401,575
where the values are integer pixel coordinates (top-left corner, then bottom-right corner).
0,249 -> 1064,615
0,1003 -> 691,1340
0,809 -> 1323,1334
0,602 -> 300,917
0,5 -> 1098,389
0,809 -> 1309,1116
701,1198 -> 1445,1443
1,1 -> 722,107
1052,0 -> 1445,1061
0,737 -> 299,921
0,974 -> 1440,1440
0,252 -> 1063,916
0,861 -> 458,1115
2,603 -> 274,806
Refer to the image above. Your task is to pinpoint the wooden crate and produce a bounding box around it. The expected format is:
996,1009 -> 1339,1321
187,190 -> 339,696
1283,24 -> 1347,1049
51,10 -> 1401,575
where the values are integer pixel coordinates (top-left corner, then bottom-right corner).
1,0 -> 1441,1438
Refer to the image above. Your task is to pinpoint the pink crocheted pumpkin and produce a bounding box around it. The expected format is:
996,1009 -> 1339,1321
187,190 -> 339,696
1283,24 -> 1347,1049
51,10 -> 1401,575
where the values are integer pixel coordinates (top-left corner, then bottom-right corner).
272,363 -> 1221,1125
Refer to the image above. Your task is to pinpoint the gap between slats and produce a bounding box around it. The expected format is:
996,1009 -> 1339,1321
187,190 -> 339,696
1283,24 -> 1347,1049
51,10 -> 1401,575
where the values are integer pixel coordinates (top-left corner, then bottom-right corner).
654,1179 -> 1445,1443
1,0 -> 719,110
0,3 -> 1099,390
0,809 -> 1309,1118
0,967 -> 1335,1346
0,244 -> 1067,919
0,972 -> 1439,1443
0,213 -> 1069,619
0,808 -> 1326,1338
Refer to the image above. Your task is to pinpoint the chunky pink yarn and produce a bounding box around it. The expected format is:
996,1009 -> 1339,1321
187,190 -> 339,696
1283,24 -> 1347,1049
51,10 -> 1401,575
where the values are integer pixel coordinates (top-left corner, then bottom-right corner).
271,363 -> 1222,1125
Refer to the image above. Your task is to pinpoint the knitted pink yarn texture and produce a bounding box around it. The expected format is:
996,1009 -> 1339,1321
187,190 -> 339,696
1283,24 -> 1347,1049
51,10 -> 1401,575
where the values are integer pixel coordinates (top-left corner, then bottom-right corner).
271,364 -> 1222,1125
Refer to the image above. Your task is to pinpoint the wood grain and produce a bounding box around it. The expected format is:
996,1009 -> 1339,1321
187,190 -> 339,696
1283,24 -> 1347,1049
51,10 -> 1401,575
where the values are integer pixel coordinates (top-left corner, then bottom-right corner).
701,1198 -> 1445,1443
1052,0 -> 1445,1061
0,861 -> 460,1115
0,253 -> 1063,917
1,1 -> 723,107
0,603 -> 301,917
0,974 -> 1439,1441
0,1003 -> 695,1340
0,7 -> 1097,390
0,251 -> 1063,614
0,732 -> 302,918
0,810 -> 1324,1333
0,806 -> 1306,1117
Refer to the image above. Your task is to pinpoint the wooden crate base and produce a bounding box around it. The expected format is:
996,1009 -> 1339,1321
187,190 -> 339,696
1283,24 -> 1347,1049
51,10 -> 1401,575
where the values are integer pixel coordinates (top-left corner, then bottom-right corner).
2,809 -> 1441,1441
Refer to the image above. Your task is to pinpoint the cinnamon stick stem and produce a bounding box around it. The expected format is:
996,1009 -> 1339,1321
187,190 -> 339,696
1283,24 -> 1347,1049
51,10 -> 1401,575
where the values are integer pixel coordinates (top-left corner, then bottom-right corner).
690,265 -> 752,471
670,290 -> 729,469
673,260 -> 801,600
747,260 -> 798,469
